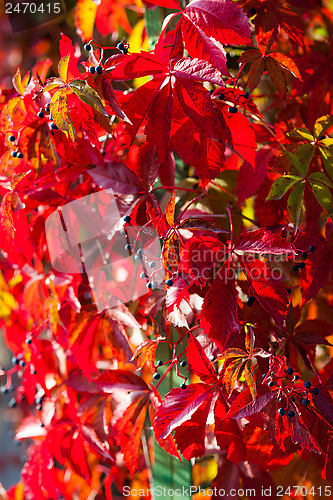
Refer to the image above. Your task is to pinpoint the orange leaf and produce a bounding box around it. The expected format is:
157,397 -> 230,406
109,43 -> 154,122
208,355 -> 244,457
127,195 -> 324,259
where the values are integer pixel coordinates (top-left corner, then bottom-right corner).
165,191 -> 176,227
268,52 -> 302,81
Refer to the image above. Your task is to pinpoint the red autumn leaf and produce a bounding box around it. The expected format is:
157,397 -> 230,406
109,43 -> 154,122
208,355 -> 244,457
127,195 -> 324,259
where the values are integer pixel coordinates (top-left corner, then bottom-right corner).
214,398 -> 247,464
94,369 -> 150,392
200,263 -> 241,350
111,52 -> 226,163
180,0 -> 252,75
237,255 -> 289,328
186,334 -> 218,383
154,383 -> 214,440
234,228 -> 296,256
180,234 -> 226,279
173,395 -> 213,460
225,387 -> 277,419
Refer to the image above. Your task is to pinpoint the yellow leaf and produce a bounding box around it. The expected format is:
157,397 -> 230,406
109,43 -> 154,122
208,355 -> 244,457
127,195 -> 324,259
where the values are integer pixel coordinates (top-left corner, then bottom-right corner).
50,88 -> 76,142
58,53 -> 71,84
75,0 -> 98,41
128,19 -> 150,88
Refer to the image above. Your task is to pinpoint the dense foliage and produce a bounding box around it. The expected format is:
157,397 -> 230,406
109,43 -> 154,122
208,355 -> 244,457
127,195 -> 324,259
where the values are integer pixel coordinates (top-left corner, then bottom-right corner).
0,0 -> 333,497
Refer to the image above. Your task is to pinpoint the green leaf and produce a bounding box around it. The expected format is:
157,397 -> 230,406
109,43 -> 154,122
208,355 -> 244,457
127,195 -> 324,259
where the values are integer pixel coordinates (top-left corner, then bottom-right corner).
308,172 -> 333,189
69,80 -> 109,117
294,143 -> 315,176
50,88 -> 76,142
288,182 -> 305,230
319,146 -> 333,181
288,127 -> 314,142
266,175 -> 300,200
309,182 -> 333,216
283,144 -> 315,177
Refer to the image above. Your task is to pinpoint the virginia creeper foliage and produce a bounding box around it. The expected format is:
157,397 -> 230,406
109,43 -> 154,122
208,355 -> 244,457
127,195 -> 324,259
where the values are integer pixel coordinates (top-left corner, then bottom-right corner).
0,0 -> 333,497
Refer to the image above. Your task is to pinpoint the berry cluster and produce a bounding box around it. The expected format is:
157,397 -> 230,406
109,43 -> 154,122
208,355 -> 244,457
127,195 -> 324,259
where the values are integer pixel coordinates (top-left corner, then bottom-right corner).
264,365 -> 320,420
292,245 -> 316,272
152,358 -> 188,388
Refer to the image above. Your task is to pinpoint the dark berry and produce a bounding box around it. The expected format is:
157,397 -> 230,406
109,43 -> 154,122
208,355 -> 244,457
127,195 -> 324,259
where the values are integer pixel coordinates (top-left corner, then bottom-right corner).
309,245 -> 316,252
299,261 -> 305,269
17,152 -> 23,159
8,399 -> 16,408
209,89 -> 214,95
96,65 -> 103,74
268,381 -> 274,387
286,367 -> 294,375
121,230 -> 127,236
319,135 -> 326,141
45,106 -> 50,114
304,381 -> 311,389
293,374 -> 299,381
228,106 -> 238,113
32,370 -> 37,375
0,386 -> 8,393
312,387 -> 319,396
125,243 -> 131,251
151,281 -> 158,289
149,261 -> 156,268
287,410 -> 295,418
249,7 -> 257,14
146,282 -> 153,289
40,423 -> 45,427
218,93 -> 225,100
36,404 -> 42,410
156,360 -> 163,367
262,373 -> 266,379
302,398 -> 310,406
84,43 -> 92,51
117,42 -> 125,51
37,111 -> 44,118
9,135 -> 15,142
292,264 -> 300,272
135,255 -> 141,261
51,123 -> 58,130
244,91 -> 250,99
140,272 -> 146,279
180,361 -> 187,368
137,248 -> 143,257
19,360 -> 25,367
278,408 -> 285,416
122,47 -> 128,55
12,356 -> 19,365
153,372 -> 161,380
287,288 -> 292,294
180,383 -> 187,389
89,66 -> 96,74
247,296 -> 255,307
301,252 -> 308,259
165,279 -> 173,287
278,397 -> 283,402
123,215 -> 131,223
11,151 -> 17,158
